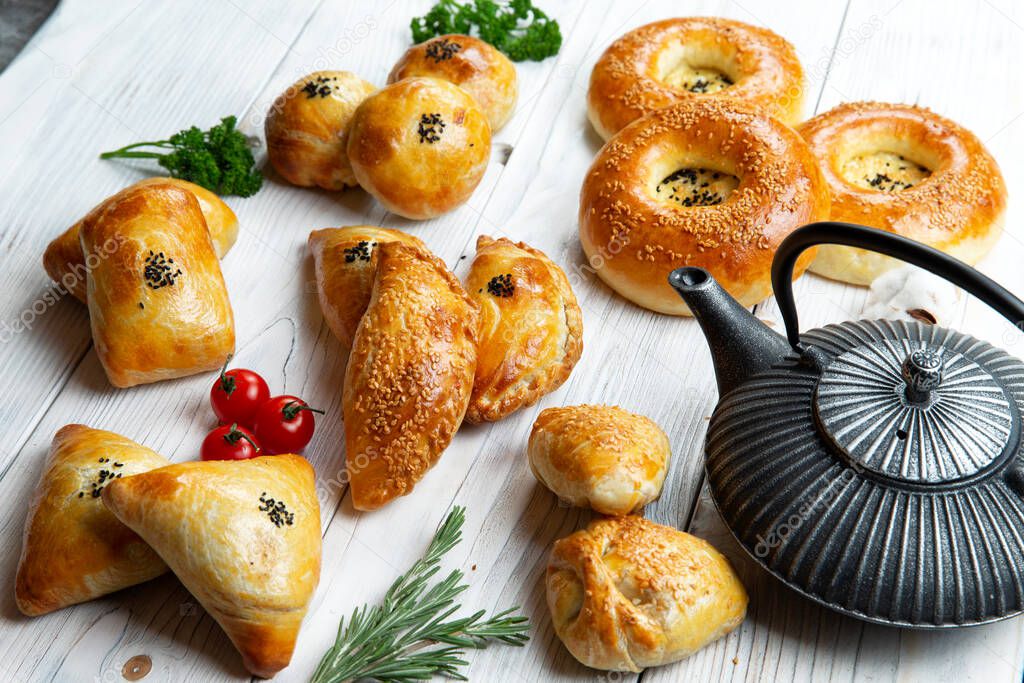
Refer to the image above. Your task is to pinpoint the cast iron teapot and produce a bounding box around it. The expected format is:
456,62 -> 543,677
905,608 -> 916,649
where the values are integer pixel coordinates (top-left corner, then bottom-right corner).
669,222 -> 1024,628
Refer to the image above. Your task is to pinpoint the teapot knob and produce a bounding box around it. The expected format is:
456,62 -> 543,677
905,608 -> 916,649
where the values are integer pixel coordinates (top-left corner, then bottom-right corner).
901,348 -> 944,404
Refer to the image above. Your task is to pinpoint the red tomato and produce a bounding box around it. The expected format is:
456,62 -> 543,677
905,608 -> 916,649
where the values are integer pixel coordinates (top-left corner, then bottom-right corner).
210,359 -> 270,427
252,395 -> 324,454
200,423 -> 262,461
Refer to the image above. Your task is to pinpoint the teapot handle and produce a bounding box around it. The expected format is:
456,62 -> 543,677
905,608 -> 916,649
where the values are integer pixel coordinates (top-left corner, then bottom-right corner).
771,221 -> 1024,351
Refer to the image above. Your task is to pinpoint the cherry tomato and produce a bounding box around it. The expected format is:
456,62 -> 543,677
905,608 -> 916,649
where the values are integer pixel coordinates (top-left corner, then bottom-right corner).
210,358 -> 270,427
200,423 -> 262,461
251,395 -> 324,454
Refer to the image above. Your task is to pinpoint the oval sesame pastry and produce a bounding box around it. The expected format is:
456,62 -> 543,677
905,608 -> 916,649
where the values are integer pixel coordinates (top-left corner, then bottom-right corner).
308,226 -> 427,353
44,177 -> 238,304
547,515 -> 747,672
579,98 -> 829,315
464,236 -> 582,423
265,70 -> 376,190
798,102 -> 1007,285
588,17 -> 803,141
347,77 -> 491,220
389,35 -> 518,132
342,241 -> 478,511
528,405 -> 669,515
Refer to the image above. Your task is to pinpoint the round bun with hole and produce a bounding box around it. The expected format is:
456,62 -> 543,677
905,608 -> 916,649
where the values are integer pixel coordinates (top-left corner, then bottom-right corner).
347,77 -> 492,220
388,35 -> 518,132
579,98 -> 829,315
798,101 -> 1007,285
265,71 -> 376,190
587,17 -> 804,141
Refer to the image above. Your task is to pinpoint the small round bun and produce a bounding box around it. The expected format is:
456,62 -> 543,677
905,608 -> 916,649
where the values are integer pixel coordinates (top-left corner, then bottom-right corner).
528,405 -> 669,515
588,17 -> 803,141
547,515 -> 747,672
388,35 -> 517,132
265,71 -> 376,189
579,98 -> 829,315
347,77 -> 491,220
798,102 -> 1007,284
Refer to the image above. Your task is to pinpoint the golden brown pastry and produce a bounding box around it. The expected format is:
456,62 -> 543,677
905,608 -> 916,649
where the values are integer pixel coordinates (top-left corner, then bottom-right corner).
265,70 -> 376,189
464,236 -> 582,422
343,241 -> 478,510
579,98 -> 829,315
347,77 -> 491,219
43,177 -> 238,303
547,515 -> 747,672
82,182 -> 235,387
798,101 -> 1007,284
102,454 -> 321,678
528,405 -> 669,515
588,17 -> 804,141
388,35 -> 518,131
308,226 -> 427,351
15,424 -> 170,616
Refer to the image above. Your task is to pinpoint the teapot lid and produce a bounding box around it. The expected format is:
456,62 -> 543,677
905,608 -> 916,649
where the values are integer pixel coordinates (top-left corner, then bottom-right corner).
815,328 -> 1017,484
706,319 -> 1024,627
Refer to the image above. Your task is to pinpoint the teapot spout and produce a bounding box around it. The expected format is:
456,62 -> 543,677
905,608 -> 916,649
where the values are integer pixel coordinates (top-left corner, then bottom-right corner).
669,267 -> 791,397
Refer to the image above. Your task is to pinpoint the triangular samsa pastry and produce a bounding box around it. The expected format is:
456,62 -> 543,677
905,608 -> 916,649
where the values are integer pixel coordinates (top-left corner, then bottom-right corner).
464,236 -> 583,422
343,241 -> 478,510
308,226 -> 426,352
82,181 -> 235,387
43,177 -> 238,303
102,454 -> 321,678
15,424 -> 170,616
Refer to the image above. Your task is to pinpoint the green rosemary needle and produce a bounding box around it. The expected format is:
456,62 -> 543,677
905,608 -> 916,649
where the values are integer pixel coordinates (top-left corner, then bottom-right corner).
311,507 -> 530,683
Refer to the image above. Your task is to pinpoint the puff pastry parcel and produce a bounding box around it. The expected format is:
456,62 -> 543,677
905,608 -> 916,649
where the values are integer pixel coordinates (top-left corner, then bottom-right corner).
528,405 -> 670,515
15,424 -> 170,616
43,177 -> 238,303
308,226 -> 426,351
343,241 -> 478,510
547,515 -> 747,672
103,454 -> 321,678
81,182 -> 235,387
464,236 -> 582,422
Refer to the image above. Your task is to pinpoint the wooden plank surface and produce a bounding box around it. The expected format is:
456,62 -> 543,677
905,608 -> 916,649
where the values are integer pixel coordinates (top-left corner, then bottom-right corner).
0,0 -> 1021,682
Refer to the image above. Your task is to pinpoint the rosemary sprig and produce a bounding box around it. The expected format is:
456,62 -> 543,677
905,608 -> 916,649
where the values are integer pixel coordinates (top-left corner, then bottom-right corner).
311,507 -> 530,683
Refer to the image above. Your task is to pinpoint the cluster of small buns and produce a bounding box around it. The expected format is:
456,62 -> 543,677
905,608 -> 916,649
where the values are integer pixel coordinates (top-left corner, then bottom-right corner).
266,35 -> 519,219
582,17 -> 1006,311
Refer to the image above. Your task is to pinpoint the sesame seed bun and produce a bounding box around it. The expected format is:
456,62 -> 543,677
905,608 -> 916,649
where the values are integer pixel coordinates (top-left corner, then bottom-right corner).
578,98 -> 830,315
798,102 -> 1007,285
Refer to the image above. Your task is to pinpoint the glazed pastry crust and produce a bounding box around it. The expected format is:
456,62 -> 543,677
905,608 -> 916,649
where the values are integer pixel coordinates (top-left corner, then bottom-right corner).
588,17 -> 804,141
579,98 -> 829,315
347,77 -> 491,219
308,226 -> 427,352
82,182 -> 235,387
464,236 -> 582,422
265,71 -> 376,190
15,424 -> 170,616
102,454 -> 321,678
43,177 -> 238,303
343,241 -> 478,510
547,515 -> 747,672
528,405 -> 669,515
388,34 -> 518,131
798,101 -> 1007,284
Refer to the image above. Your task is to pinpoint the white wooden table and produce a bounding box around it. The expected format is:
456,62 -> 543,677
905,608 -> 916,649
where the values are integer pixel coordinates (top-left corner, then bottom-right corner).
1,0 -> 1023,681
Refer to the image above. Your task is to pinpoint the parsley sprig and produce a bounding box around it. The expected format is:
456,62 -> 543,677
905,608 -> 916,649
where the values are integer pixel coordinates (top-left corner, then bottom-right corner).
311,506 -> 529,682
411,0 -> 562,62
99,116 -> 262,197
